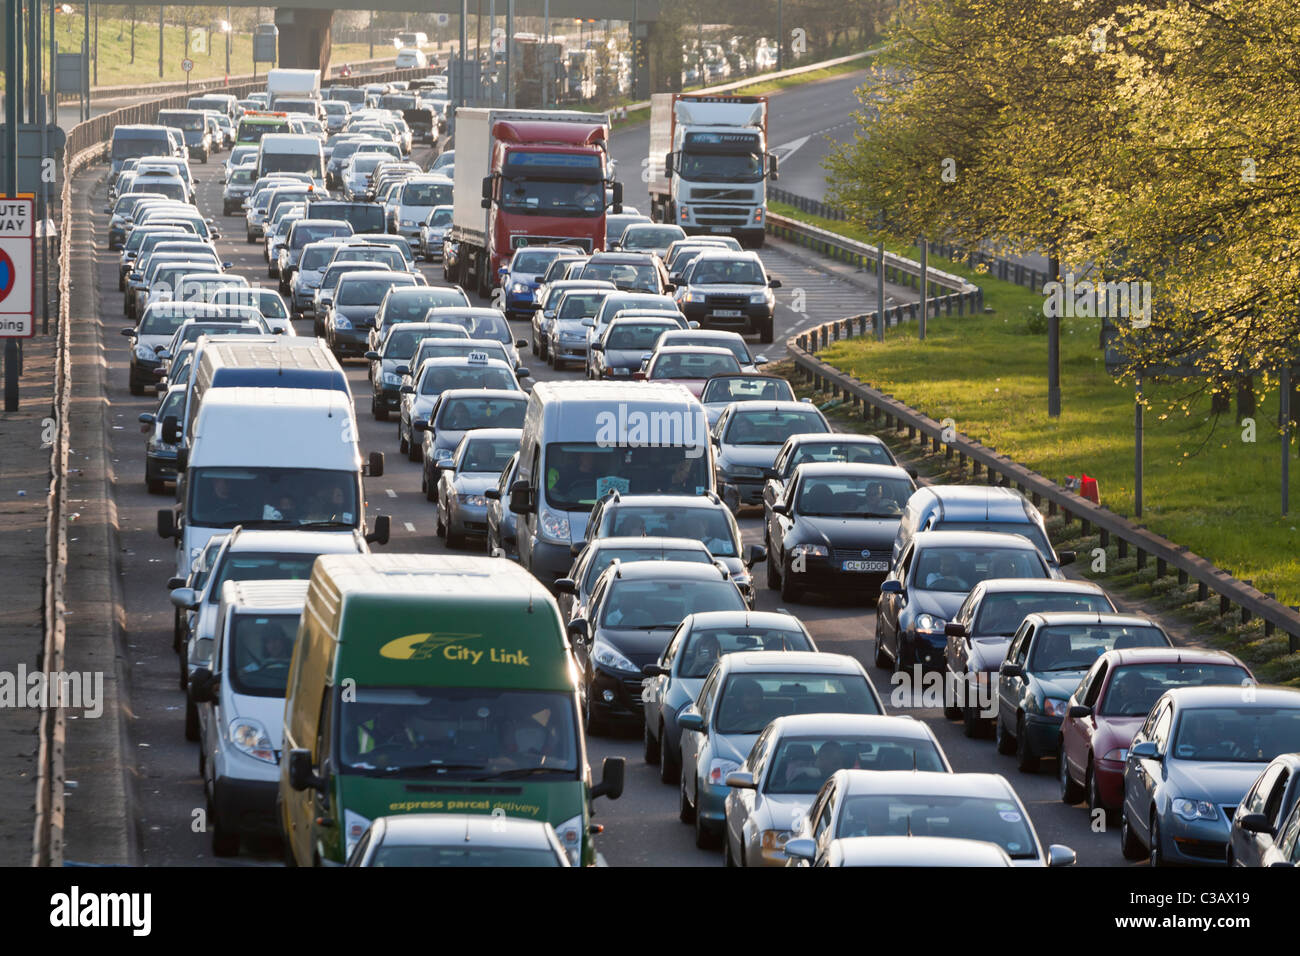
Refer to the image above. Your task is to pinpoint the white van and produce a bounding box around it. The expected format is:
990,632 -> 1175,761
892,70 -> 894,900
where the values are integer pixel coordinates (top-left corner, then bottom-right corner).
190,579 -> 307,857
510,381 -> 715,584
395,48 -> 429,69
256,133 -> 325,185
157,386 -> 388,580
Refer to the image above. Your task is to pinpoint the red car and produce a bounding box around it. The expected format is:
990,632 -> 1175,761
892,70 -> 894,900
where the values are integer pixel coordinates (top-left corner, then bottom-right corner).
636,345 -> 740,398
1058,647 -> 1252,820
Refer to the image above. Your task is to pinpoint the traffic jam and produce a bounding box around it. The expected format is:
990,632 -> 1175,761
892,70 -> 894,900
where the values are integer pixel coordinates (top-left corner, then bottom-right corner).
103,65 -> 1300,871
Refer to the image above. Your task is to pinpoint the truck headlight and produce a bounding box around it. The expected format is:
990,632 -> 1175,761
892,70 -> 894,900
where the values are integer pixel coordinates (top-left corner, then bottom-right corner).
228,717 -> 276,763
555,813 -> 583,866
344,809 -> 371,859
592,639 -> 638,674
539,507 -> 569,543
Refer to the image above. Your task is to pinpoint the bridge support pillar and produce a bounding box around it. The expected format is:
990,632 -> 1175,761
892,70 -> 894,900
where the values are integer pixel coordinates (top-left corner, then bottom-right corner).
275,8 -> 333,73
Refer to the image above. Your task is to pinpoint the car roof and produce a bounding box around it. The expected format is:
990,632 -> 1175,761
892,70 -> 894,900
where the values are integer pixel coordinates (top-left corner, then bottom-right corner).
784,432 -> 886,446
458,427 -> 522,443
604,559 -> 730,582
1023,611 -> 1161,628
601,493 -> 725,511
727,401 -> 822,416
683,610 -> 806,630
973,579 -> 1105,595
911,529 -> 1041,550
766,713 -> 929,738
831,836 -> 1013,866
789,461 -> 911,479
223,528 -> 365,553
837,769 -> 1015,798
587,536 -> 711,552
373,813 -> 557,848
1159,685 -> 1300,707
661,328 -> 744,341
1098,646 -> 1246,668
436,388 -> 527,402
719,650 -> 860,675
653,345 -> 736,358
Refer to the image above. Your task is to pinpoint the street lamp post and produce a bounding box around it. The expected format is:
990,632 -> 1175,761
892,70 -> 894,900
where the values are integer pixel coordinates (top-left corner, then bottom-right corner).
220,15 -> 230,81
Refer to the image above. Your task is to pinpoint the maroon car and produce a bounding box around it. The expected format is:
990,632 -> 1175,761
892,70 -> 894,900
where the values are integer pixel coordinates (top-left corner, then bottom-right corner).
636,345 -> 740,398
1058,647 -> 1253,819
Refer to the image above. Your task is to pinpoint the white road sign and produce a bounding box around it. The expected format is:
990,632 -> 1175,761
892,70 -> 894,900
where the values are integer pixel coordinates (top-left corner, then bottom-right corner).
0,197 -> 34,338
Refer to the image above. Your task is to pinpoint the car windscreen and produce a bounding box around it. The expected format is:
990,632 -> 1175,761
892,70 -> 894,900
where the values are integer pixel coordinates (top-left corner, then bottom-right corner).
158,112 -> 205,131
300,245 -> 341,271
1028,624 -> 1170,672
1171,706 -> 1300,763
796,475 -> 914,518
835,793 -> 1037,858
227,612 -> 300,697
334,248 -> 406,271
607,506 -> 737,557
766,735 -> 947,794
367,844 -> 562,867
435,396 -> 527,430
726,409 -> 826,445
138,310 -> 188,336
787,441 -> 894,471
913,545 -> 1048,592
130,179 -> 186,201
703,377 -> 794,405
291,223 -> 351,249
338,276 -> 409,306
419,365 -> 517,395
556,291 -> 610,320
511,250 -> 560,274
543,442 -> 710,511
188,467 -> 359,529
1100,664 -> 1253,718
972,592 -> 1113,636
433,312 -> 512,345
337,686 -> 578,777
714,672 -> 880,734
932,520 -> 1052,561
606,322 -> 679,351
310,203 -> 387,234
690,259 -> 765,285
620,225 -> 684,249
650,351 -> 741,379
678,625 -> 813,679
380,289 -> 468,322
112,133 -> 170,159
208,552 -> 321,603
402,181 -> 453,206
600,578 -> 744,630
458,438 -> 519,473
581,262 -> 659,291
382,327 -> 465,358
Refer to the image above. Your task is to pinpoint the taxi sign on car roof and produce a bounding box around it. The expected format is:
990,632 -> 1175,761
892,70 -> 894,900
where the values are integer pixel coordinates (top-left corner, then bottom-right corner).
467,351 -> 489,363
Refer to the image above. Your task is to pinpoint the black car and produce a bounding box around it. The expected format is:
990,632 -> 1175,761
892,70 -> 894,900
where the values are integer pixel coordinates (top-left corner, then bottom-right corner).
589,315 -> 686,380
712,401 -> 830,512
673,251 -> 780,343
761,433 -> 904,517
485,451 -> 521,560
566,560 -> 747,735
765,462 -> 917,603
324,270 -> 420,360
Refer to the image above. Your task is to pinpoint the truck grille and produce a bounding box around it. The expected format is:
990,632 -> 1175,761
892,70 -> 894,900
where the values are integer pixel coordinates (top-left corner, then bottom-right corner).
697,217 -> 750,226
511,235 -> 592,252
695,206 -> 750,215
690,188 -> 756,202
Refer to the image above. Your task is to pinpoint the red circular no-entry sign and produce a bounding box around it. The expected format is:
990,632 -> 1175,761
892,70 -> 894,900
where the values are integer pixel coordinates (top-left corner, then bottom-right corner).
0,247 -> 16,304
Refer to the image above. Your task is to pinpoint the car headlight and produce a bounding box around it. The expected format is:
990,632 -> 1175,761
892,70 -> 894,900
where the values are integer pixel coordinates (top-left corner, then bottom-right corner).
555,813 -> 583,866
458,493 -> 488,507
726,465 -> 764,478
189,547 -> 202,564
381,371 -> 401,386
1102,747 -> 1128,762
433,445 -> 456,461
1171,798 -> 1218,821
228,717 -> 276,764
749,291 -> 770,304
707,758 -> 741,786
134,344 -> 158,361
1042,697 -> 1070,718
510,282 -> 529,294
592,639 -> 638,674
333,314 -> 352,330
914,613 -> 946,634
401,219 -> 417,227
148,439 -> 177,454
681,291 -> 704,303
789,543 -> 827,559
539,507 -> 569,543
561,331 -> 585,343
344,809 -> 371,859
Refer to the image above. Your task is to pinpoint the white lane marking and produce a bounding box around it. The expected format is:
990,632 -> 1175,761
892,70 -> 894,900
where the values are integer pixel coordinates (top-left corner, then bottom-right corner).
403,522 -> 416,533
385,488 -> 397,498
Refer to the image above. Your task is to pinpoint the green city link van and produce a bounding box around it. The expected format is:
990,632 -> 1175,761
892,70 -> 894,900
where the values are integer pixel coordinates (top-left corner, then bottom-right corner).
279,553 -> 624,866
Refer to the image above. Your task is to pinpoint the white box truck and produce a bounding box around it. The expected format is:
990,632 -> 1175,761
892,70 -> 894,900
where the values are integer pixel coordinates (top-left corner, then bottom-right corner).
449,107 -> 618,299
647,93 -> 777,248
266,68 -> 322,108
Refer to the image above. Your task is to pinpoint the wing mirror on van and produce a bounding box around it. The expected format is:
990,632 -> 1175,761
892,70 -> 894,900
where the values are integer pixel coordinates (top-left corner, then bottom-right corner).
287,748 -> 326,792
365,514 -> 392,546
591,756 -> 625,801
366,451 -> 385,478
169,587 -> 199,610
157,509 -> 177,540
189,667 -> 216,704
161,414 -> 180,445
508,479 -> 534,515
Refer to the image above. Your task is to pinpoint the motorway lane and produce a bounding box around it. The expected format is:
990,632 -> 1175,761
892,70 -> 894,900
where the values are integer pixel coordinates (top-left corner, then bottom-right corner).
79,142 -> 1135,868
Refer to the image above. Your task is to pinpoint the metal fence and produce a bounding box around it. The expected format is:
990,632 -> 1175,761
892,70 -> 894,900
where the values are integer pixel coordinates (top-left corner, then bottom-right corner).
768,217 -> 1300,653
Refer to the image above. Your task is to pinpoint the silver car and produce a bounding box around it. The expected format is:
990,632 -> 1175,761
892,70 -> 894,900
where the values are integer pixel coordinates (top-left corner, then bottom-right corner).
723,713 -> 952,867
818,835 -> 1014,867
784,770 -> 1076,867
432,428 -> 523,549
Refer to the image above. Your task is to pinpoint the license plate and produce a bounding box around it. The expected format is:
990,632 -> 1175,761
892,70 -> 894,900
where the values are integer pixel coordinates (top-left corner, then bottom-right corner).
709,226 -> 730,233
712,309 -> 743,317
843,560 -> 889,572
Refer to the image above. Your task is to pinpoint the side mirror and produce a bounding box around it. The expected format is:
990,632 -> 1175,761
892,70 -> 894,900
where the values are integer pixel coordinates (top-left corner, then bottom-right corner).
509,478 -> 534,515
944,622 -> 967,638
1046,844 -> 1076,867
770,503 -> 789,516
880,579 -> 904,595
607,242 -> 620,251
569,542 -> 586,557
120,327 -> 136,337
411,418 -> 428,434
166,577 -> 185,590
1238,812 -> 1273,835
591,756 -> 625,801
138,413 -> 156,426
516,367 -> 531,379
367,451 -> 385,478
161,414 -> 180,445
767,152 -> 779,180
768,278 -> 782,289
725,771 -> 756,790
999,660 -> 1025,679
364,350 -> 380,361
395,365 -> 410,377
481,175 -> 492,200
189,667 -> 216,704
642,663 -> 668,677
753,354 -> 769,365
663,152 -> 674,176
590,342 -> 604,352
745,543 -> 767,567
515,338 -> 528,348
366,514 -> 392,546
485,488 -> 500,501
677,710 -> 705,733
554,578 -> 577,596
1068,704 -> 1092,719
567,619 -> 590,645
762,467 -> 780,480
906,467 -> 919,480
1056,550 -> 1077,567
1130,740 -> 1160,760
169,587 -> 199,610
580,318 -> 595,327
157,509 -> 176,540
783,837 -> 815,862
287,748 -> 325,792
400,385 -> 416,396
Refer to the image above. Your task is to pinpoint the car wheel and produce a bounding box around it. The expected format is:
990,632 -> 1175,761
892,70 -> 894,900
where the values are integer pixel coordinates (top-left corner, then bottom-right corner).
435,503 -> 446,538
659,723 -> 680,785
873,621 -> 890,669
759,318 -> 773,344
172,607 -> 184,653
643,720 -> 660,764
129,379 -> 143,397
445,525 -> 465,549
1059,744 -> 1085,803
246,231 -> 255,244
531,335 -> 538,356
695,805 -> 719,850
184,696 -> 200,742
1149,812 -> 1164,867
943,675 -> 961,720
764,538 -> 780,590
891,637 -> 908,676
211,816 -> 239,857
146,476 -> 166,495
1087,760 -> 1115,824
679,773 -> 696,824
779,559 -> 803,602
1015,715 -> 1039,772
425,474 -> 437,503
995,709 -> 1016,755
962,700 -> 983,738
398,429 -> 410,455
407,437 -> 421,463
1120,805 -> 1147,860
584,691 -> 608,737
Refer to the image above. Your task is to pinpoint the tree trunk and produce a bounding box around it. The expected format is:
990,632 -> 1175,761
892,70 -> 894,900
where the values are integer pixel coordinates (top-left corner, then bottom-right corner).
1236,375 -> 1255,421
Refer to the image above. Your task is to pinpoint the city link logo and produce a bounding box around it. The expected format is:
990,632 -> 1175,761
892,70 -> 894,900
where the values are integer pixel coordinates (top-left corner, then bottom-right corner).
595,403 -> 707,459
379,632 -> 531,667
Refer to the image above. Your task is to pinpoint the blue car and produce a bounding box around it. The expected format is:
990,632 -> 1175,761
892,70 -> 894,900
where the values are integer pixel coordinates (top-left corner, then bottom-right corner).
498,246 -> 586,321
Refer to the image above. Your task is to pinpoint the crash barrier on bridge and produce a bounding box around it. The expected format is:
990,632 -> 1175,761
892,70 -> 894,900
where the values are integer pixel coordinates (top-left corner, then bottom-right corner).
765,210 -> 983,337
779,257 -> 1300,655
770,188 -> 1053,293
29,62 -> 432,868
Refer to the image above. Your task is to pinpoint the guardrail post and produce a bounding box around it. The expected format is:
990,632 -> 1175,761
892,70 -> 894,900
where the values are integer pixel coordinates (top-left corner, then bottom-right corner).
1219,596 -> 1230,617
1100,528 -> 1109,548
1197,582 -> 1208,601
1178,569 -> 1188,586
1136,548 -> 1147,571
1118,538 -> 1128,559
1156,558 -> 1167,578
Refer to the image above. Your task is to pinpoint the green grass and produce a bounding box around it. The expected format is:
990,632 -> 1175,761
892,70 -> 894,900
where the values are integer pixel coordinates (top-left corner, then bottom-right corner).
40,17 -> 378,90
727,58 -> 867,96
770,203 -> 1300,607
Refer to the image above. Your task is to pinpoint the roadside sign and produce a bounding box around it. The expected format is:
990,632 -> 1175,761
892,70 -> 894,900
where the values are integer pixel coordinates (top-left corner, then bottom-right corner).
436,13 -> 450,26
182,57 -> 194,73
0,198 -> 33,337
